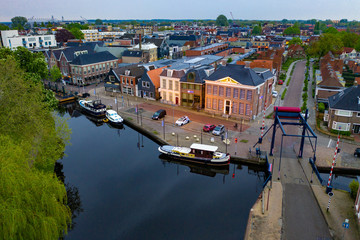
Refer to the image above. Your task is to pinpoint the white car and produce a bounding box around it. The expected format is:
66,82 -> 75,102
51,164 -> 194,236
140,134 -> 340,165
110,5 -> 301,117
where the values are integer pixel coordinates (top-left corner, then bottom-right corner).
272,91 -> 278,98
175,116 -> 190,126
301,112 -> 310,119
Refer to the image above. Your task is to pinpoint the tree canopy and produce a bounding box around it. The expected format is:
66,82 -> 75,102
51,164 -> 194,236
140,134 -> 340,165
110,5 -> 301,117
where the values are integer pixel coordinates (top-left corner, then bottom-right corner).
252,25 -> 262,35
11,16 -> 28,30
288,37 -> 303,46
0,49 -> 72,239
95,19 -> 103,25
283,26 -> 300,36
0,24 -> 10,30
69,28 -> 84,40
50,66 -> 62,82
307,33 -> 344,58
216,14 -> 229,27
55,29 -> 75,43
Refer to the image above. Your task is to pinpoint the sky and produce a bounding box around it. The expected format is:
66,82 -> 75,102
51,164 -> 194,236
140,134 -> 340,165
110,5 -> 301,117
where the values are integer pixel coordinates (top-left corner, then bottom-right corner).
1,0 -> 360,22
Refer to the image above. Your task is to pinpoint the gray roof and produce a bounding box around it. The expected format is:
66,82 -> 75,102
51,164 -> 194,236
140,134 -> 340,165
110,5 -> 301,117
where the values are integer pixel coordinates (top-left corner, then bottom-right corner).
328,86 -> 360,111
191,43 -> 227,51
180,65 -> 214,84
71,51 -> 117,66
94,45 -> 127,59
206,65 -> 265,86
122,50 -> 142,57
115,65 -> 145,78
62,46 -> 95,62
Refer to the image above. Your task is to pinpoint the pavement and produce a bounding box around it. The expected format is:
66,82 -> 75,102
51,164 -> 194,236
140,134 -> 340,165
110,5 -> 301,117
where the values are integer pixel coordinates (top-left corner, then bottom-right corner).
52,60 -> 360,239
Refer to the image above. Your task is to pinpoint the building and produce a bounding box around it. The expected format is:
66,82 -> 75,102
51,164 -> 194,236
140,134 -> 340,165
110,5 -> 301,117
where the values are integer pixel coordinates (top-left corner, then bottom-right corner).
132,43 -> 158,62
325,86 -> 360,134
185,43 -> 228,57
117,65 -> 145,96
204,64 -> 274,120
1,30 -> 56,50
144,38 -> 169,58
70,51 -> 118,85
122,50 -> 148,63
159,68 -> 185,105
137,67 -> 166,100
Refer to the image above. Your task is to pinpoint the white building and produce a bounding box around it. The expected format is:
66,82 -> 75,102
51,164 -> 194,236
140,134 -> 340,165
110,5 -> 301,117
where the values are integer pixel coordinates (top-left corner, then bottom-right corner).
81,29 -> 125,42
1,30 -> 56,50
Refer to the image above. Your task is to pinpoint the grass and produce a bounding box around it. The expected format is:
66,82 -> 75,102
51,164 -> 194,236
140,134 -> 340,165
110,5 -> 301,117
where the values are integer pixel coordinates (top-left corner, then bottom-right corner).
281,88 -> 287,100
240,139 -> 248,143
286,77 -> 291,86
153,130 -> 159,135
127,117 -> 133,121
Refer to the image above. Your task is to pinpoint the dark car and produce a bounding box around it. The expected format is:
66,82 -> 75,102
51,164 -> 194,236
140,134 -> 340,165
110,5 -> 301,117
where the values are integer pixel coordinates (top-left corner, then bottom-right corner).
354,148 -> 360,157
152,109 -> 166,120
203,124 -> 216,132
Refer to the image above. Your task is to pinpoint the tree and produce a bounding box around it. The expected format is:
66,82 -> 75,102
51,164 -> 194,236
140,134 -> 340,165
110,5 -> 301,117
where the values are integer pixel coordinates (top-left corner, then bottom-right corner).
50,66 -> 62,82
307,33 -> 344,58
11,16 -> 28,30
95,19 -> 103,25
283,26 -> 300,36
324,27 -> 338,34
69,28 -> 84,39
0,56 -> 72,239
288,37 -> 302,46
55,29 -> 75,43
339,32 -> 360,48
216,14 -> 229,27
355,39 -> 360,52
0,24 -> 9,30
349,180 -> 359,199
227,57 -> 233,63
252,25 -> 261,35
33,22 -> 38,28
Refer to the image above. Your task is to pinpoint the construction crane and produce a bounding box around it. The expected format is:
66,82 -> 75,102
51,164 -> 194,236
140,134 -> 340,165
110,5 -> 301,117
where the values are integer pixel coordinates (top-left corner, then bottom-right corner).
80,16 -> 88,24
230,12 -> 235,27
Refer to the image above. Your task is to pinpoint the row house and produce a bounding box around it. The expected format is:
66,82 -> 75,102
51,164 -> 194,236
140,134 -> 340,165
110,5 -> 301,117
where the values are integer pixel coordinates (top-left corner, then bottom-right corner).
137,67 -> 166,100
340,47 -> 357,59
132,43 -> 158,62
204,64 -> 274,120
70,51 -> 118,85
159,68 -> 185,105
325,86 -> 360,134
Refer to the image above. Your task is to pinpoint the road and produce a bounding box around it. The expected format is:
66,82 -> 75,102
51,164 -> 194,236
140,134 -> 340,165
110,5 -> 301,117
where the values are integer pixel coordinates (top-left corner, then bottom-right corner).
274,61 -> 332,239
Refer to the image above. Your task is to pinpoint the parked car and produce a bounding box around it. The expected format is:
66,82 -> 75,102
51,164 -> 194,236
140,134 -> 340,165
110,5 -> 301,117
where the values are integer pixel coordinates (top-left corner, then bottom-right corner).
301,112 -> 310,119
212,124 -> 225,136
278,80 -> 284,85
175,116 -> 190,126
272,91 -> 278,98
152,109 -> 166,120
203,124 -> 216,132
354,148 -> 360,157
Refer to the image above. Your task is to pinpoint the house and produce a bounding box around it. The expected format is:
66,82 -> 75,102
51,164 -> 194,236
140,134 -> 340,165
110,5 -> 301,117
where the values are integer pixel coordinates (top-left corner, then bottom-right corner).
185,43 -> 228,57
340,47 -> 357,59
70,51 -> 118,85
167,35 -> 199,48
116,65 -> 146,96
137,67 -> 166,100
287,44 -> 306,58
131,43 -> 158,62
204,64 -> 274,120
103,64 -> 136,93
179,65 -> 215,108
144,38 -> 169,59
159,68 -> 185,105
325,86 -> 360,134
1,30 -> 56,50
122,50 -> 149,63
58,46 -> 95,78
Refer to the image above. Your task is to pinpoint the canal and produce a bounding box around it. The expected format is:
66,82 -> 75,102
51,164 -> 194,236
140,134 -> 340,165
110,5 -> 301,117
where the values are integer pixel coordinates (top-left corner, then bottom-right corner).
59,104 -> 267,239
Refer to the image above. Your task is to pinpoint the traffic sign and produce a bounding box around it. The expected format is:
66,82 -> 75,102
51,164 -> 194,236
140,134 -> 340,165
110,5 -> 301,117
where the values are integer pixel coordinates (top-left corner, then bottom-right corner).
342,222 -> 349,229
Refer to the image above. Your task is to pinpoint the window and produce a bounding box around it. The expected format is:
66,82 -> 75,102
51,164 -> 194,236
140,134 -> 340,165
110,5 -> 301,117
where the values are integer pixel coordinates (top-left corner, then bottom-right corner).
126,79 -> 129,84
247,90 -> 252,100
169,93 -> 173,103
335,110 -> 352,117
232,102 -> 237,113
96,65 -> 98,72
169,80 -> 173,90
357,113 -> 360,117
92,67 -> 94,73
195,85 -> 200,90
226,88 -> 231,97
188,84 -> 194,90
219,87 -> 224,96
233,89 -> 239,98
218,100 -> 223,111
182,83 -> 187,89
240,89 -> 245,99
207,98 -> 211,109
207,85 -> 212,94
146,82 -> 150,88
239,103 -> 244,114
332,121 -> 350,131
213,86 -> 218,95
131,79 -> 133,85
142,81 -> 146,87
245,104 -> 250,116
162,92 -> 166,101
175,82 -> 179,91
212,99 -> 217,110
162,79 -> 166,89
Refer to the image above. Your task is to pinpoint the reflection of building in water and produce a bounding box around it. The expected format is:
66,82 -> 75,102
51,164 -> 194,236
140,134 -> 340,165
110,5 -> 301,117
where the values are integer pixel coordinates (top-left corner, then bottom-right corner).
159,154 -> 229,178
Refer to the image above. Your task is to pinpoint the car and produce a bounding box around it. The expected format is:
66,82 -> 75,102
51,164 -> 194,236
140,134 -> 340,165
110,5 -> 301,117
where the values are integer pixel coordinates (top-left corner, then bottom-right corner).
278,80 -> 284,85
212,124 -> 225,136
272,91 -> 278,98
152,109 -> 166,120
203,124 -> 216,132
175,116 -> 190,126
301,112 -> 310,119
354,148 -> 360,157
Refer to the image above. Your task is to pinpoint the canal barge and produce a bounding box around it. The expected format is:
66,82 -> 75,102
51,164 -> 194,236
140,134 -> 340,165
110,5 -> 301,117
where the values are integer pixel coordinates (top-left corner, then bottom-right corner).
158,143 -> 230,166
78,99 -> 106,117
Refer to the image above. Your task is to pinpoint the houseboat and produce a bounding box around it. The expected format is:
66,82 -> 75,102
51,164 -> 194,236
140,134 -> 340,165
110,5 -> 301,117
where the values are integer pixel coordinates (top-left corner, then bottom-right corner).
78,99 -> 106,117
158,143 -> 230,166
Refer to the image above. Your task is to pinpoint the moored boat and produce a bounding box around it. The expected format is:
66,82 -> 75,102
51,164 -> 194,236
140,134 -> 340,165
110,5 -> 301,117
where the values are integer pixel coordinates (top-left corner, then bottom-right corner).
106,110 -> 123,126
158,143 -> 230,166
78,99 -> 106,117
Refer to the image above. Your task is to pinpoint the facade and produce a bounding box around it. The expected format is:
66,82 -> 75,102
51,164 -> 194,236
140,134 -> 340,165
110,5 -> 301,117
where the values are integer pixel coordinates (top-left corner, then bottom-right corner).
70,51 -> 118,85
185,43 -> 228,57
137,67 -> 166,100
132,43 -> 158,62
325,86 -> 360,134
204,65 -> 274,120
122,50 -> 148,63
144,38 -> 169,58
1,30 -> 56,50
159,69 -> 185,105
179,65 -> 214,108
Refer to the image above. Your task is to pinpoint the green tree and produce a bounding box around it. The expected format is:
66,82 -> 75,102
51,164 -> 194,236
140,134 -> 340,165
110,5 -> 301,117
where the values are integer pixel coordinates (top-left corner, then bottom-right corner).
11,16 -> 28,30
349,180 -> 359,199
227,57 -> 233,63
40,22 -> 45,27
0,57 -> 72,239
216,14 -> 229,27
0,23 -> 10,30
339,32 -> 360,48
288,37 -> 302,46
324,27 -> 338,34
307,33 -> 344,59
283,26 -> 300,36
252,25 -> 261,35
33,22 -> 38,28
355,39 -> 360,52
69,28 -> 84,39
50,66 -> 62,82
95,19 -> 103,25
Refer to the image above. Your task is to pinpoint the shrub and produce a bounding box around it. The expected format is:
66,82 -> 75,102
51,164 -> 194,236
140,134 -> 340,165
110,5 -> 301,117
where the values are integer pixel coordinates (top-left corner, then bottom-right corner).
318,102 -> 325,113
279,73 -> 286,80
240,139 -> 248,143
301,102 -> 307,112
349,180 -> 359,199
286,77 -> 291,86
329,129 -> 351,136
302,92 -> 308,100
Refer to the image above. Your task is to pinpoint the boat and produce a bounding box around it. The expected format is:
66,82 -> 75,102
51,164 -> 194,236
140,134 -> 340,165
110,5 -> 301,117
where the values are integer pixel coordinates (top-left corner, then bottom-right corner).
78,99 -> 106,117
158,143 -> 230,166
106,110 -> 124,126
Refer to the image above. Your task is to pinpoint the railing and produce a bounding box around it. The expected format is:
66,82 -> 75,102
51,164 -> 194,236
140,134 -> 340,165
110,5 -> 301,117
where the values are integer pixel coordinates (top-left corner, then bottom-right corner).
309,157 -> 323,184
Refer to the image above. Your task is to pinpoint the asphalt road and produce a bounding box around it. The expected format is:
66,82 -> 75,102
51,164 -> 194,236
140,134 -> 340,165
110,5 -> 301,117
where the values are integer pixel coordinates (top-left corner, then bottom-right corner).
276,61 -> 331,239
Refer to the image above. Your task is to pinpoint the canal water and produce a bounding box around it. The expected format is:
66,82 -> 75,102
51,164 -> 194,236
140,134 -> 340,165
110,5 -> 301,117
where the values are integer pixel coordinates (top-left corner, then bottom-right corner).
59,104 -> 267,239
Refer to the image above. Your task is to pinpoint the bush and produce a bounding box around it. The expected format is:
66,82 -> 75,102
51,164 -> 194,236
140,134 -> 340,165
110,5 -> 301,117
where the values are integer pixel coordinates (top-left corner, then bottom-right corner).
286,77 -> 291,86
281,88 -> 287,100
302,92 -> 308,100
349,180 -> 359,199
301,102 -> 307,112
279,73 -> 286,80
318,102 -> 325,113
329,129 -> 352,136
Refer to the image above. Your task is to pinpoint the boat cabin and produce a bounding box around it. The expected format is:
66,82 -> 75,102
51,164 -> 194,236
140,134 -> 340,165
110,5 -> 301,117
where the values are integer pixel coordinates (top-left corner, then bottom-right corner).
190,143 -> 218,158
